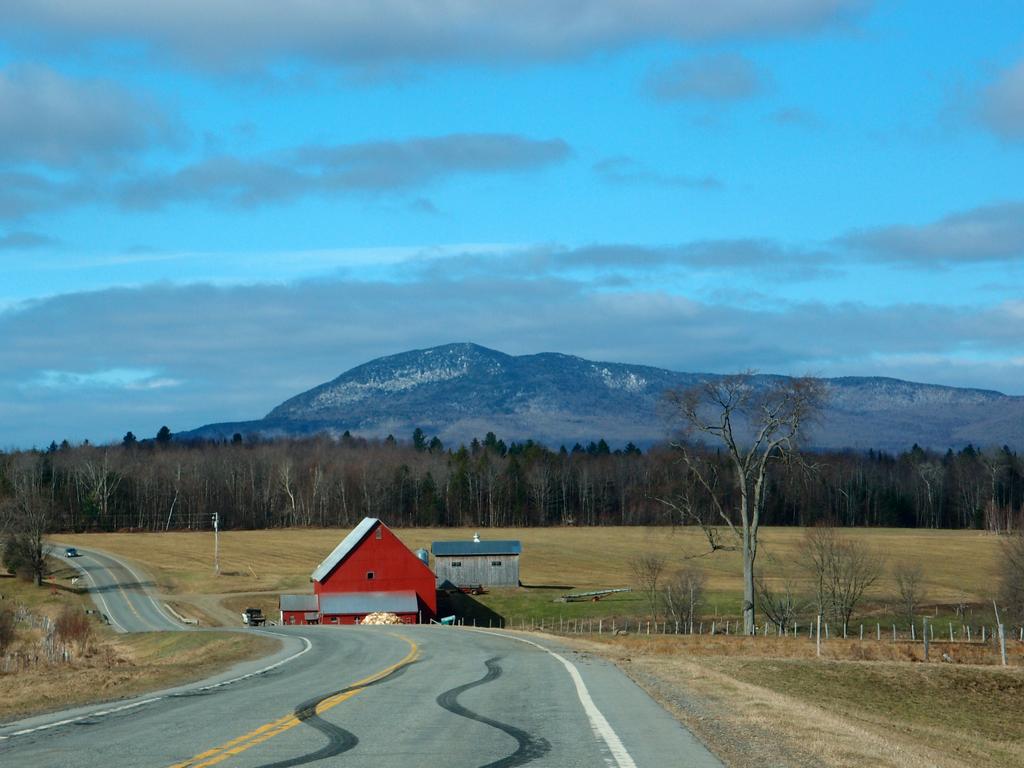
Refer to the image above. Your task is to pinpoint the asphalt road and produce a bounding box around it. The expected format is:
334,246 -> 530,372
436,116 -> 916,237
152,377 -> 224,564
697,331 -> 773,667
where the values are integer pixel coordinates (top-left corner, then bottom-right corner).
2,547 -> 723,768
56,545 -> 183,633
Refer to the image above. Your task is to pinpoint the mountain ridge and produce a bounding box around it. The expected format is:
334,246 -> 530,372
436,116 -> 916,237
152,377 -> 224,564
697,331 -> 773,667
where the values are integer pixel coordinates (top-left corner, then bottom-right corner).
177,342 -> 1024,451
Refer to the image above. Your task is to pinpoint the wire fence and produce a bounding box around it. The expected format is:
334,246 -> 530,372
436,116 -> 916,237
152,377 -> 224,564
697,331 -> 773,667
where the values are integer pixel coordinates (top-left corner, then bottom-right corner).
460,614 -> 1024,665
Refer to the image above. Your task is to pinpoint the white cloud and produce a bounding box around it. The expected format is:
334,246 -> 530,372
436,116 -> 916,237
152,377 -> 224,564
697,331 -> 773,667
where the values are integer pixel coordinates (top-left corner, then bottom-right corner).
840,201 -> 1024,265
979,58 -> 1024,142
119,134 -> 570,209
32,368 -> 182,390
644,54 -> 767,102
4,1 -> 870,69
0,65 -> 175,168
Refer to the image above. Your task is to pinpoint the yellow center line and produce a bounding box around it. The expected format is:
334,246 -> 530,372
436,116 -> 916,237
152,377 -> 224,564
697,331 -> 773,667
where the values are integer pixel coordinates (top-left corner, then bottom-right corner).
88,554 -> 149,627
166,633 -> 419,768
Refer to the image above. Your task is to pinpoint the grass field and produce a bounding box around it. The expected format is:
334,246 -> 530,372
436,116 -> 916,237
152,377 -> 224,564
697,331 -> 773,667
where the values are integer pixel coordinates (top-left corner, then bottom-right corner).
0,568 -> 278,723
59,526 -> 1007,625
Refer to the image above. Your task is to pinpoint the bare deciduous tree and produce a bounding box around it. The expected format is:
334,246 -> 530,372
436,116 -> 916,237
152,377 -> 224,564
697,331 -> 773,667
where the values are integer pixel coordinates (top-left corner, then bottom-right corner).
997,531 -> 1024,624
804,525 -> 882,628
757,576 -> 800,633
630,554 -> 668,621
1,492 -> 51,586
661,373 -> 826,634
893,563 -> 926,624
662,567 -> 706,631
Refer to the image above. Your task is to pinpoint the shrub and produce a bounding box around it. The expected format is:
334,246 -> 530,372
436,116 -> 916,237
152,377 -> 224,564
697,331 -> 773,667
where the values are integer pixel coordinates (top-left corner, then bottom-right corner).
55,606 -> 92,649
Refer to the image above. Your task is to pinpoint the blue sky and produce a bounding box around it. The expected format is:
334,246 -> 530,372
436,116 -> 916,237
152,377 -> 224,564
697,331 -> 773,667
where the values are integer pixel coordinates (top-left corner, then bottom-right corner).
2,1 -> 1023,448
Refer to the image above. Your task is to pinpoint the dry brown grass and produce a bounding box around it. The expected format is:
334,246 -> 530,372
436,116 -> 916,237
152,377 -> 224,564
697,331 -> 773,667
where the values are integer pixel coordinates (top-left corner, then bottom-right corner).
567,633 -> 1024,767
0,630 -> 278,723
58,526 -> 1002,604
0,572 -> 278,723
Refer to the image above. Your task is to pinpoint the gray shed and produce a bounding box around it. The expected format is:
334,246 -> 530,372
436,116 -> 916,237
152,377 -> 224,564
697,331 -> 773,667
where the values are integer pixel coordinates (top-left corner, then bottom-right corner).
431,535 -> 521,588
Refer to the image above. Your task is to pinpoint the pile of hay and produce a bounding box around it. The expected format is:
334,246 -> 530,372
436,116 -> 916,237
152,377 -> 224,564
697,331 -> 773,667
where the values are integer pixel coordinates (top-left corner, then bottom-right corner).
361,612 -> 403,625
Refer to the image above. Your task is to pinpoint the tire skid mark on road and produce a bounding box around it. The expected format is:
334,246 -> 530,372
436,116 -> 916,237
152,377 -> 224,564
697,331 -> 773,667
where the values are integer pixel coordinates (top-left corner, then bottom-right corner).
167,634 -> 419,768
435,656 -> 551,768
467,630 -> 638,768
250,662 -> 414,768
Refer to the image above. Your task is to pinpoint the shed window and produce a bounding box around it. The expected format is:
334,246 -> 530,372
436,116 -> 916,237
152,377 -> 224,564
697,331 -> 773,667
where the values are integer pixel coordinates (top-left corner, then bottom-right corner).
451,561 -> 462,568
491,560 -> 502,567
366,571 -> 375,580
375,527 -> 382,540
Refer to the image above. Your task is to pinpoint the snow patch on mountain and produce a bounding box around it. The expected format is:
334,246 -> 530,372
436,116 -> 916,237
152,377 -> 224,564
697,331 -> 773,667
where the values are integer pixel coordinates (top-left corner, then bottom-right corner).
595,365 -> 648,393
309,363 -> 474,408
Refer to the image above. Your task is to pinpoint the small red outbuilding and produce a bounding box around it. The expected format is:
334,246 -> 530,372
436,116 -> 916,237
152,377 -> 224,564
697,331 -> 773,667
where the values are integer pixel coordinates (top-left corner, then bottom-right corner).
280,517 -> 437,626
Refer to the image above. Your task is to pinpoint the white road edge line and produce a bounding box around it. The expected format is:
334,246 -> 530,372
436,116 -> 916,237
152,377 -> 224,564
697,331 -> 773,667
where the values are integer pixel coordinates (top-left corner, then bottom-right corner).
467,629 -> 638,768
63,554 -> 128,634
0,634 -> 313,741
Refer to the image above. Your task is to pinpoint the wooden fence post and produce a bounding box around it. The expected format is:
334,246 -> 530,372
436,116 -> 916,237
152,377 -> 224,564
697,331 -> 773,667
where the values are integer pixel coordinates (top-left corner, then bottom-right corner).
923,617 -> 929,661
816,614 -> 822,658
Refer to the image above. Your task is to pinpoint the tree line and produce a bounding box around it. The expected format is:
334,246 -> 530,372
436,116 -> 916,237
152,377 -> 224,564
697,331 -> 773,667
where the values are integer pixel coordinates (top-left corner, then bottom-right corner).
0,427 -> 1020,535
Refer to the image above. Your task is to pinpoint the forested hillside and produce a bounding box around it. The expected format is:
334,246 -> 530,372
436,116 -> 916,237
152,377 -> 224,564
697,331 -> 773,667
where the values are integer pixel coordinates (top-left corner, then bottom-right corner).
1,431 -> 1021,533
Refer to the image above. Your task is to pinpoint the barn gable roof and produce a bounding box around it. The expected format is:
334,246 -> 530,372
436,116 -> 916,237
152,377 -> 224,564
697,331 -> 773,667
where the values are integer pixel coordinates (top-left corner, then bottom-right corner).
311,517 -> 380,583
431,539 -> 522,557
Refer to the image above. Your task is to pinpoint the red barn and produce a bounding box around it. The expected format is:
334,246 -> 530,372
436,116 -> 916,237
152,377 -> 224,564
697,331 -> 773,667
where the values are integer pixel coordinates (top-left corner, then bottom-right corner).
280,518 -> 436,625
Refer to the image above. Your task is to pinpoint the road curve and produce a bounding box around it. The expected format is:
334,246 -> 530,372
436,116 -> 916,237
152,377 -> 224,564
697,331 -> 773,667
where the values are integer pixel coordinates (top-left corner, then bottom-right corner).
2,547 -> 723,768
56,544 -> 183,633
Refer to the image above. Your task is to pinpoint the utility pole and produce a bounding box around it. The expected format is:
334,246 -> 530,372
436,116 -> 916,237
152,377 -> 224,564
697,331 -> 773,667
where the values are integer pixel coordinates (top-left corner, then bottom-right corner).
213,512 -> 220,575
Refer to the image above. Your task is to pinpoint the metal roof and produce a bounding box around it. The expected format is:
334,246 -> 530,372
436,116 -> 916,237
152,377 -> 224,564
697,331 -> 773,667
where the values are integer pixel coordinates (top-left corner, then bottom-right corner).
319,591 -> 418,616
310,517 -> 379,582
279,594 -> 319,612
431,539 -> 522,556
